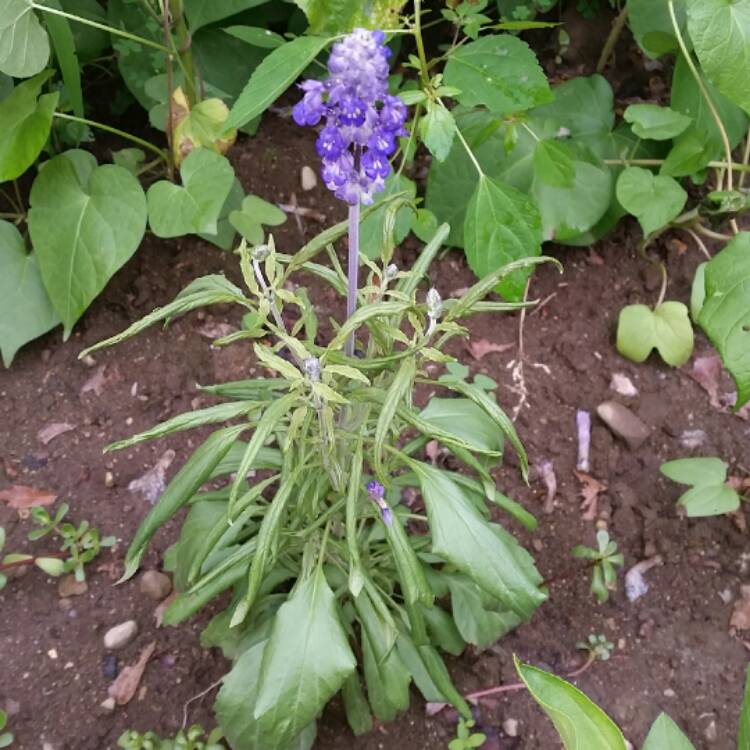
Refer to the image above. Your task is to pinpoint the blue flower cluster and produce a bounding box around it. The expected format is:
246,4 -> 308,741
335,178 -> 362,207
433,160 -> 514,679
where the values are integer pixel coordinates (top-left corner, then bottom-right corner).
366,480 -> 393,526
293,29 -> 408,206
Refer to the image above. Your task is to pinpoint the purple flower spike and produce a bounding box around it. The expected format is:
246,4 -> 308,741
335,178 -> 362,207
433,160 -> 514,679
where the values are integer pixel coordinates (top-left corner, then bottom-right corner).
367,481 -> 385,500
293,28 -> 408,206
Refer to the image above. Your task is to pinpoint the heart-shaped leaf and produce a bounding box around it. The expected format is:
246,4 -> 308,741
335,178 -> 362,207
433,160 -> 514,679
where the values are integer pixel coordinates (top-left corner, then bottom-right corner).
660,457 -> 739,517
623,103 -> 692,140
0,0 -> 50,77
228,194 -> 286,245
0,70 -> 58,181
443,34 -> 552,116
147,148 -> 235,238
533,139 -> 576,188
0,220 -> 60,366
171,87 -> 237,166
698,232 -> 750,408
28,150 -> 147,334
616,302 -> 694,367
616,167 -> 687,236
464,174 -> 542,301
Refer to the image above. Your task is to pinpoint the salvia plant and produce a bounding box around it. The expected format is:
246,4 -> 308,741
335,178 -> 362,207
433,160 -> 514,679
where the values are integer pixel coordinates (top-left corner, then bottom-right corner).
78,26 -> 558,749
571,529 -> 624,603
118,726 -> 225,750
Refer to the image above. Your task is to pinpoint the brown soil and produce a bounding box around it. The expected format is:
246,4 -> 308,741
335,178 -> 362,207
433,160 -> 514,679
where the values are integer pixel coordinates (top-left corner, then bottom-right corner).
2,52 -> 750,750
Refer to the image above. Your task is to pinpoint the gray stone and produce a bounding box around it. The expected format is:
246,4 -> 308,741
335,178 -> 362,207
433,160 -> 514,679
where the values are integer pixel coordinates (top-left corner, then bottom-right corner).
502,718 -> 519,737
300,165 -> 317,191
57,574 -> 87,598
139,570 -> 172,601
596,401 -> 651,449
103,620 -> 138,650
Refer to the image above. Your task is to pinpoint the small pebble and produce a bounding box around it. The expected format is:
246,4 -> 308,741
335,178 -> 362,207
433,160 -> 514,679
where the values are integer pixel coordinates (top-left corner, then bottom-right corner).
47,649 -> 58,660
99,697 -> 116,714
300,165 -> 317,191
704,719 -> 717,743
57,575 -> 87,598
103,620 -> 138,650
502,718 -> 519,737
104,471 -> 115,488
663,688 -> 675,697
139,570 -> 172,601
102,654 -> 118,680
81,354 -> 96,367
4,699 -> 20,717
610,373 -> 638,397
597,401 -> 651,450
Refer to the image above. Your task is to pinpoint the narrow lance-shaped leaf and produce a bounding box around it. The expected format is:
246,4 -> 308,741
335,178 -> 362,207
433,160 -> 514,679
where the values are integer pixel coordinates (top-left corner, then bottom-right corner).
121,424 -> 247,581
384,512 -> 433,607
515,657 -> 627,750
43,0 -> 83,117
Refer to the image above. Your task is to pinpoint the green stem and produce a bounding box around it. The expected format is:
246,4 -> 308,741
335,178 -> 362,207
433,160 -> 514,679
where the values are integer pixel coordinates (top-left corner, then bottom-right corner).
604,158 -> 750,173
667,0 -> 736,199
168,0 -> 197,104
596,6 -> 628,73
412,0 -> 431,86
453,119 -> 485,177
520,121 -> 540,142
52,112 -> 168,162
31,2 -> 171,53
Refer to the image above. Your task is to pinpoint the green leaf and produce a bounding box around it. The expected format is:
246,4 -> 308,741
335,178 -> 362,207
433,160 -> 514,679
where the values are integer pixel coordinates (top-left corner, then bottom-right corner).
359,174 -> 416,259
642,713 -> 696,749
515,658 -> 627,749
616,302 -> 694,367
443,34 -> 552,116
28,150 -> 147,334
664,56 -> 748,177
464,174 -> 542,301
623,103 -> 692,140
43,0 -> 83,118
59,0 -> 108,63
697,232 -> 750,408
226,35 -> 330,130
374,357 -> 416,480
172,93 -> 236,166
410,461 -> 545,620
200,177 -> 244,251
420,101 -> 456,162
687,0 -> 750,116
533,139 -> 576,187
0,0 -> 50,77
172,499 -> 227,591
616,167 -> 687,236
660,457 -> 728,486
0,221 -> 59,367
250,570 -> 356,749
0,71 -> 58,181
690,262 -> 706,321
420,397 -> 504,454
627,0 -> 687,58
184,0 -> 271,32
739,664 -> 750,750
292,0 -> 407,34
229,194 -> 286,245
225,25 -> 285,49
342,673 -> 373,736
660,457 -> 738,517
122,424 -> 246,581
147,148 -> 234,238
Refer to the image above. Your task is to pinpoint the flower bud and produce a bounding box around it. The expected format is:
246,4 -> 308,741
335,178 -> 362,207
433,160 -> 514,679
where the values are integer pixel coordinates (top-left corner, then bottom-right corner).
303,357 -> 321,382
384,263 -> 398,281
426,287 -> 443,319
251,244 -> 270,261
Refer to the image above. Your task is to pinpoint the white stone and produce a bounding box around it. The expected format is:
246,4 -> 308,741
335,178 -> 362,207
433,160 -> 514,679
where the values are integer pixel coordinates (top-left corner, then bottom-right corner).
300,165 -> 317,191
503,718 -> 519,737
103,620 -> 138,650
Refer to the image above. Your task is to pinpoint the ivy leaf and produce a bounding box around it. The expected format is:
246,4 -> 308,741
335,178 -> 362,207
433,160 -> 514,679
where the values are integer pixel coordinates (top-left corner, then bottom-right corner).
419,101 -> 456,162
0,0 -> 50,77
464,174 -> 542,301
515,658 -> 627,749
660,457 -> 739,517
623,103 -> 692,140
0,71 -> 58,181
687,0 -> 750,116
697,232 -> 750,408
171,89 -> 237,166
28,150 -> 147,334
200,177 -> 244,251
444,34 -> 552,116
616,167 -> 687,236
533,139 -> 575,188
229,194 -> 286,245
616,302 -> 694,367
225,36 -> 330,130
147,148 -> 235,238
0,220 -> 60,367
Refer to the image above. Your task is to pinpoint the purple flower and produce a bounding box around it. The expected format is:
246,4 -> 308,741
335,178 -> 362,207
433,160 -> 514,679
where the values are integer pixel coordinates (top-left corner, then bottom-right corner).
293,28 -> 409,206
366,481 -> 393,526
